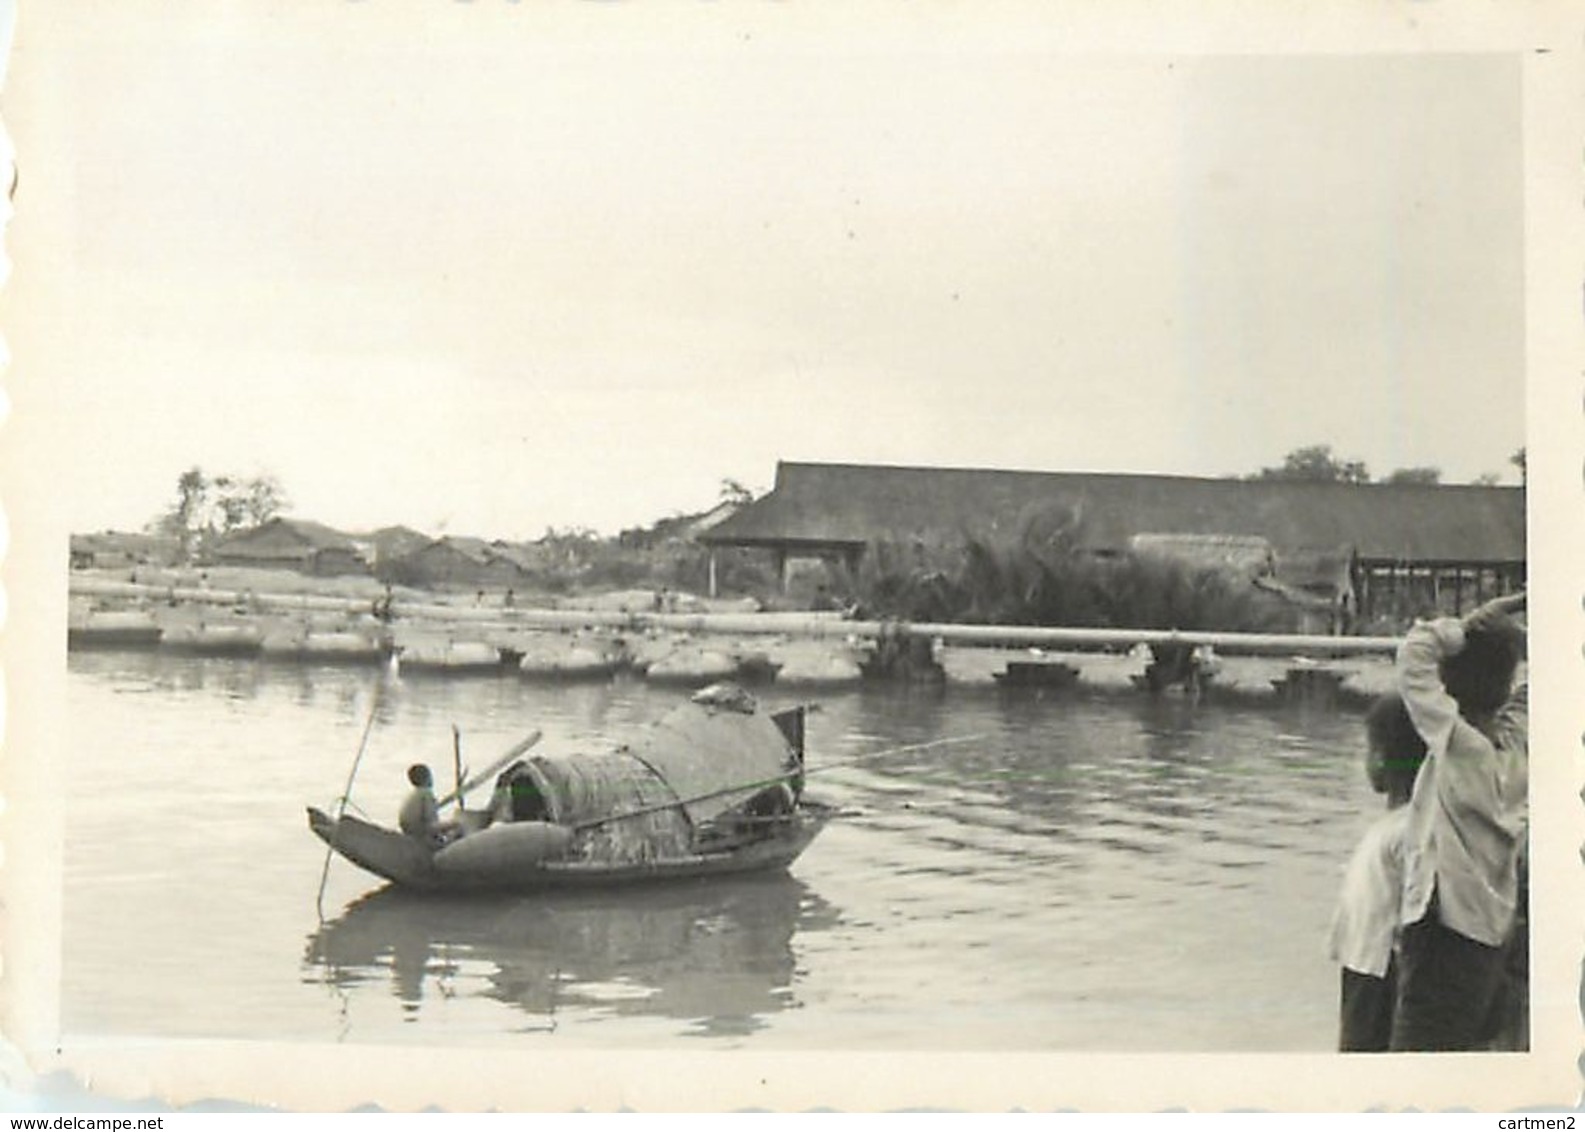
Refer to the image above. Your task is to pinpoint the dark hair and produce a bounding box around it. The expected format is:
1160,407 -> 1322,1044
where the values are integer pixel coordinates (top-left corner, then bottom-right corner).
1365,692 -> 1428,799
1440,614 -> 1524,721
407,763 -> 432,788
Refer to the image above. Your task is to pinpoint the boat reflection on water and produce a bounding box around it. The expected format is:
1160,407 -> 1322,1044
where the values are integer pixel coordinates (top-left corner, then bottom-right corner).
304,874 -> 838,1038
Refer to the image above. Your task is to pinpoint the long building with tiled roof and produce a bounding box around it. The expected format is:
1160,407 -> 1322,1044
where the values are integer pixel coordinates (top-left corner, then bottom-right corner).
700,461 -> 1526,623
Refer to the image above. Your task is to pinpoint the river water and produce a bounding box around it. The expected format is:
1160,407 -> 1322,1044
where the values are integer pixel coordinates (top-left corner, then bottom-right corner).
63,649 -> 1378,1051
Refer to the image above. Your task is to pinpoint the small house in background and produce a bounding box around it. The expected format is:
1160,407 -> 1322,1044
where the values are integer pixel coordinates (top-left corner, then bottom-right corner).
211,517 -> 368,576
386,535 -> 532,590
487,539 -> 544,577
358,525 -> 432,577
69,531 -> 182,570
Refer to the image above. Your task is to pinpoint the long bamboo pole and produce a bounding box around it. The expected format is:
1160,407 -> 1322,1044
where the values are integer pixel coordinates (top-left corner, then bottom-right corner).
434,730 -> 544,810
315,677 -> 386,922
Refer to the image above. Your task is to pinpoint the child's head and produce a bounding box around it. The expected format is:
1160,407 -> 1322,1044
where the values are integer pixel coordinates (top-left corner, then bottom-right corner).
1439,610 -> 1524,721
1365,692 -> 1428,804
407,763 -> 433,788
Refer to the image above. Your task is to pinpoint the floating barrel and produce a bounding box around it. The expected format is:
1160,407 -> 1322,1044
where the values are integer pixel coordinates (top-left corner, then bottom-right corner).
624,634 -> 678,675
67,609 -> 162,649
263,630 -> 385,663
399,639 -> 504,673
517,640 -> 621,680
644,647 -> 741,685
773,646 -> 864,687
431,821 -> 574,877
994,660 -> 1080,690
260,625 -> 310,656
160,622 -> 265,655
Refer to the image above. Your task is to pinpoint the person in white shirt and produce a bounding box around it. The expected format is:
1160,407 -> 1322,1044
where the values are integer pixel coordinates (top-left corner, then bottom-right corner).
397,764 -> 462,850
1328,692 -> 1427,1051
1389,592 -> 1527,1052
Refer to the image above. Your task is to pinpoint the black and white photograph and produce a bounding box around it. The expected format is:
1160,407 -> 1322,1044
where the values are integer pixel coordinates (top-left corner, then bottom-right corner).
1,0 -> 1580,1115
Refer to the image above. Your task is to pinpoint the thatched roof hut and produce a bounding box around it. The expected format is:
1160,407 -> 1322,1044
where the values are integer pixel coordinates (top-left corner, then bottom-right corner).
388,535 -> 534,590
360,525 -> 431,570
212,518 -> 368,576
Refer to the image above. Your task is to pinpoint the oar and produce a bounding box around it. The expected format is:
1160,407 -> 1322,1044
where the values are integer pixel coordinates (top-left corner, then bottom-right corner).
436,729 -> 543,811
572,732 -> 985,833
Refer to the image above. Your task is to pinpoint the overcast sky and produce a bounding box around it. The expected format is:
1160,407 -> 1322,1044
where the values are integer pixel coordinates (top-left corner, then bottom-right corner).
10,6 -> 1529,540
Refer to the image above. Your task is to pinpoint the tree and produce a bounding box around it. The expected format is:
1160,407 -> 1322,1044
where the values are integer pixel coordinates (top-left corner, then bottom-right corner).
151,467 -> 289,561
242,474 -> 288,527
154,466 -> 211,559
211,476 -> 249,533
1250,444 -> 1371,484
1383,467 -> 1441,486
175,466 -> 208,528
719,477 -> 756,506
1510,447 -> 1527,485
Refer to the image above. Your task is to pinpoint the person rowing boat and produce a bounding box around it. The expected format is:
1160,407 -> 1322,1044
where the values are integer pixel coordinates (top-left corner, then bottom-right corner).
398,764 -> 464,850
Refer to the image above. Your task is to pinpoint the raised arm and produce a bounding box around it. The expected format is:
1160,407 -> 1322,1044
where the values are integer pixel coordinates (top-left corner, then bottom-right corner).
1396,596 -> 1525,818
1396,617 -> 1465,757
1464,593 -> 1527,651
1397,591 -> 1525,744
1471,592 -> 1526,620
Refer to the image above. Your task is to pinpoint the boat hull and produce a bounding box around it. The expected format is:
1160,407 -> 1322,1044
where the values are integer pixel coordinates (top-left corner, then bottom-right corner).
307,804 -> 831,894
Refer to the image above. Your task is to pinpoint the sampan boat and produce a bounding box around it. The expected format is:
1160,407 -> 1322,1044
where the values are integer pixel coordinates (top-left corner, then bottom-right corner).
307,684 -> 832,893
